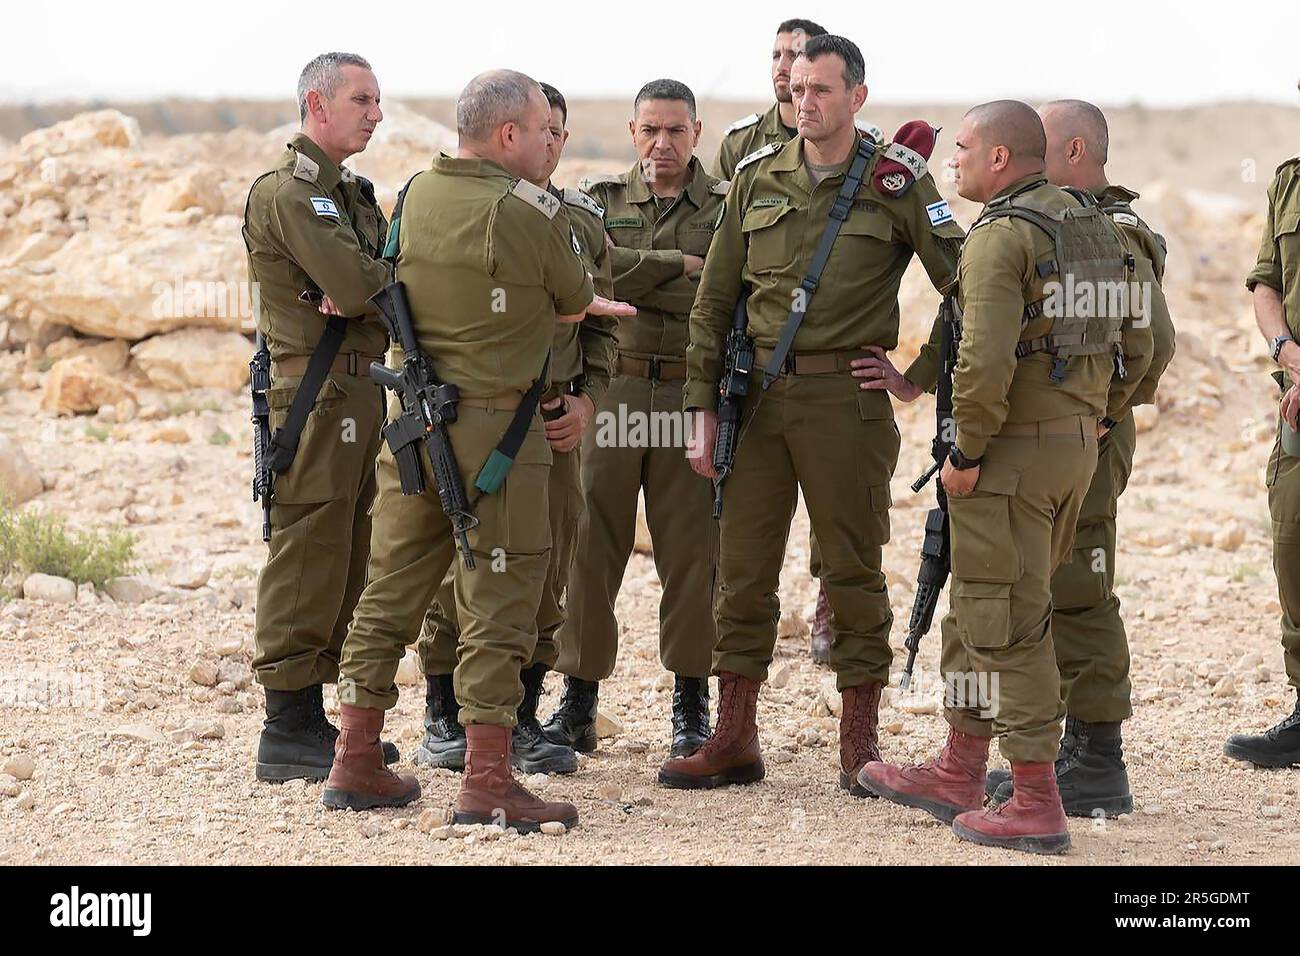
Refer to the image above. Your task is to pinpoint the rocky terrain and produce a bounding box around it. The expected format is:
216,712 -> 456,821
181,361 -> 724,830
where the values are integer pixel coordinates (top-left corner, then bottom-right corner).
0,101 -> 1298,865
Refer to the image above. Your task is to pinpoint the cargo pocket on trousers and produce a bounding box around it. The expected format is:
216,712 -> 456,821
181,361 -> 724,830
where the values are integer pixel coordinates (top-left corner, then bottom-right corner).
267,378 -> 351,505
953,579 -> 1013,650
948,460 -> 1021,584
1057,522 -> 1110,607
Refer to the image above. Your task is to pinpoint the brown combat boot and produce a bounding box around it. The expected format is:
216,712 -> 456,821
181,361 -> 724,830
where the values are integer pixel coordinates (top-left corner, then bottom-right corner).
658,671 -> 764,789
453,724 -> 579,833
952,761 -> 1071,855
321,705 -> 421,811
839,681 -> 883,797
856,727 -> 989,822
809,585 -> 832,664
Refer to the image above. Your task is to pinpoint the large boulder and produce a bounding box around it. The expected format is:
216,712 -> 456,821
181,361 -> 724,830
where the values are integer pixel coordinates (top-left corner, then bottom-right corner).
139,167 -> 226,225
41,355 -> 135,414
0,435 -> 42,504
131,329 -> 251,391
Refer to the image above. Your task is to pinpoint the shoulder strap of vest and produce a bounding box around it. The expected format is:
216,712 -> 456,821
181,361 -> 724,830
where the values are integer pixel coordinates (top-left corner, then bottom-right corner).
382,172 -> 423,261
760,136 -> 877,388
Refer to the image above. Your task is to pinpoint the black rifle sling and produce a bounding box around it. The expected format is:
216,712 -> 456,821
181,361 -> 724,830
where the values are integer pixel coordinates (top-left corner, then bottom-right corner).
761,135 -> 877,389
265,314 -> 348,474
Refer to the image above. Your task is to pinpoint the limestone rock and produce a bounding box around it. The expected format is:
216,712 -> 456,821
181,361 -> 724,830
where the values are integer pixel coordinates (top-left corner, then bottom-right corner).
1132,405 -> 1159,433
0,435 -> 43,504
41,355 -> 135,414
165,559 -> 212,590
396,650 -> 421,685
131,329 -> 252,391
21,573 -> 77,603
139,168 -> 225,225
104,575 -> 161,605
2,755 -> 35,781
594,711 -> 623,738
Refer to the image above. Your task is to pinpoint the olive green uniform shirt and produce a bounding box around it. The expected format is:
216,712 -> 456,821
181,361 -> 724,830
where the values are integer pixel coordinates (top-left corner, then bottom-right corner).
950,176 -> 1114,460
549,184 -> 616,404
712,102 -> 884,180
686,131 -> 965,411
1248,155 -> 1300,333
396,155 -> 594,398
580,156 -> 728,361
243,133 -> 391,361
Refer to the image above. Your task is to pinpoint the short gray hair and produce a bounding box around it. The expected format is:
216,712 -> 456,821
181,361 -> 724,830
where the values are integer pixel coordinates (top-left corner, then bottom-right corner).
298,52 -> 372,123
457,70 -> 543,143
633,78 -> 697,122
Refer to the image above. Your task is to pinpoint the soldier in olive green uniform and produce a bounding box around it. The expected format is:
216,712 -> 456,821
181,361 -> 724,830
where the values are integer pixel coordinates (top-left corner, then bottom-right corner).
860,100 -> 1149,855
661,38 -> 964,795
1225,141 -> 1300,768
713,19 -> 882,665
323,71 -> 632,827
979,101 -> 1175,815
413,83 -> 616,776
242,53 -> 399,783
542,80 -> 723,760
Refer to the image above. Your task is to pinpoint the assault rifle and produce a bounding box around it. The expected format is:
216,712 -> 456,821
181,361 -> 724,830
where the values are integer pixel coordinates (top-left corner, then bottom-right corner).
711,287 -> 753,519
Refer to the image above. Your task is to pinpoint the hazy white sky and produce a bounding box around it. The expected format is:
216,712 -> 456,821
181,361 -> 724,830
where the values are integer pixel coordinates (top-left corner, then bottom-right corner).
6,0 -> 1299,106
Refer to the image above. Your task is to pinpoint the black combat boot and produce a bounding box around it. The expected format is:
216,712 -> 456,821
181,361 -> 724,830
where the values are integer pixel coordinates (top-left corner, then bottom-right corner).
670,675 -> 710,757
513,664 -> 578,774
309,684 -> 398,766
1224,693 -> 1300,767
541,675 -> 600,753
414,674 -> 467,770
256,686 -> 336,782
990,717 -> 1133,817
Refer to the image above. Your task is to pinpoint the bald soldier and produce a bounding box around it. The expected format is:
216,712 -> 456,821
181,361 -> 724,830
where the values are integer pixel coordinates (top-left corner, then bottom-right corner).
979,100 -> 1175,815
540,79 -> 727,760
320,70 -> 632,828
859,101 -> 1148,855
242,52 -> 400,783
1227,90 -> 1300,768
413,82 -> 616,776
713,17 -> 883,664
665,36 -> 964,794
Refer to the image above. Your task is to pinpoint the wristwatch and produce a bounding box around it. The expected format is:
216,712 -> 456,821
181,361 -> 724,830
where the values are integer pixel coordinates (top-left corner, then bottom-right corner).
948,446 -> 982,470
1272,334 -> 1295,363
1099,416 -> 1118,431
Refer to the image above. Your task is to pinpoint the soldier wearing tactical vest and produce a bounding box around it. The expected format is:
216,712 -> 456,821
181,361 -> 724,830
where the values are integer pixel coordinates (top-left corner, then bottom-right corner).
540,79 -> 724,760
1227,112 -> 1300,768
977,100 -> 1175,815
858,101 -> 1149,855
412,82 -> 616,777
322,70 -> 633,825
669,36 -> 964,794
713,18 -> 883,665
242,52 -> 401,783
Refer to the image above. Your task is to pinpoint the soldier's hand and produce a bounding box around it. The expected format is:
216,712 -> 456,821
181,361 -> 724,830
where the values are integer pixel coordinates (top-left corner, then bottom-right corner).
941,458 -> 980,497
687,408 -> 719,479
1281,341 -> 1300,388
682,254 -> 705,276
1097,419 -> 1111,439
851,346 -> 922,402
543,393 -> 595,453
319,296 -> 343,316
585,295 -> 637,318
1282,384 -> 1300,431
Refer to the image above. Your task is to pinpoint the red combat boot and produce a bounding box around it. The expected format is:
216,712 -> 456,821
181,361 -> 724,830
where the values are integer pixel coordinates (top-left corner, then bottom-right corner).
856,727 -> 989,822
454,724 -> 579,833
658,672 -> 764,789
321,705 -> 421,811
839,682 -> 883,797
952,761 -> 1071,855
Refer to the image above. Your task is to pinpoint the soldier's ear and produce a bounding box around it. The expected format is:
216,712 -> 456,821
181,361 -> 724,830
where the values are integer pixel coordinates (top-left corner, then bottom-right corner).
305,89 -> 326,125
1070,136 -> 1086,164
852,83 -> 868,113
691,119 -> 702,146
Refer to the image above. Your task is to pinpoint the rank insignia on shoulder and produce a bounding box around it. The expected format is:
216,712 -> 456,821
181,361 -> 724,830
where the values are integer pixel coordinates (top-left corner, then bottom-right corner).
562,187 -> 604,217
578,173 -> 622,192
855,120 -> 885,144
725,113 -> 761,134
1111,211 -> 1139,227
511,178 -> 561,219
292,152 -> 320,183
735,141 -> 782,174
925,199 -> 954,227
872,120 -> 939,198
311,196 -> 341,219
709,180 -> 730,196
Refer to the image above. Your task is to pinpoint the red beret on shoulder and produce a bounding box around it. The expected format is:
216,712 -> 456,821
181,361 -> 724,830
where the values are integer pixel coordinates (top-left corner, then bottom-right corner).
872,121 -> 939,198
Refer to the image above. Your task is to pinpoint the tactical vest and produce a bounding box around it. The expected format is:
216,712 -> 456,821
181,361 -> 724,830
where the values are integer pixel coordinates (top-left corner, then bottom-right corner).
973,184 -> 1133,383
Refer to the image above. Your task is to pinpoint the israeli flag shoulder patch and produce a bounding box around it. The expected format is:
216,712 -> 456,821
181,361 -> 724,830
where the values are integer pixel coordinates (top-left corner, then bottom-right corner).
926,199 -> 954,227
311,196 -> 341,219
1111,211 -> 1140,227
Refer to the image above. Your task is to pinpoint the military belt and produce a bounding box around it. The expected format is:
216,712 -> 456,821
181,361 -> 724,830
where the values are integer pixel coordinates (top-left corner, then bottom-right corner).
273,352 -> 385,379
996,415 -> 1093,438
615,353 -> 687,381
459,392 -> 526,412
753,347 -> 871,376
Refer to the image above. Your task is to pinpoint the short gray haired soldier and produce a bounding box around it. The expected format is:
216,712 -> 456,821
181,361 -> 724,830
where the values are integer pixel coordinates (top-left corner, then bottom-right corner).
243,52 -> 402,785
